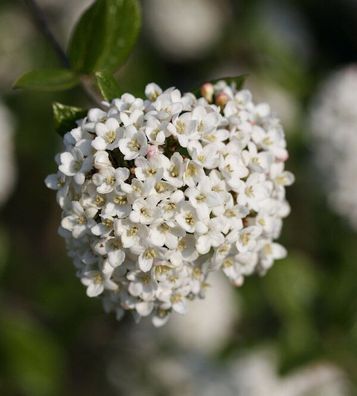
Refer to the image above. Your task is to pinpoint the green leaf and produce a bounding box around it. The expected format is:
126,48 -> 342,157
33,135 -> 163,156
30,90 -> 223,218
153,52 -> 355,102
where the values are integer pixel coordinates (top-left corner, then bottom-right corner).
53,102 -> 88,136
193,75 -> 248,97
68,0 -> 141,73
95,71 -> 121,101
264,252 -> 318,318
0,310 -> 65,396
14,69 -> 79,91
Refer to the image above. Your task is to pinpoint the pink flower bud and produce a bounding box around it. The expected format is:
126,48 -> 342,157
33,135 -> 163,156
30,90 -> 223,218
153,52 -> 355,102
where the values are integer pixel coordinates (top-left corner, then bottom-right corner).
215,92 -> 229,108
200,83 -> 214,102
147,144 -> 159,159
277,150 -> 289,162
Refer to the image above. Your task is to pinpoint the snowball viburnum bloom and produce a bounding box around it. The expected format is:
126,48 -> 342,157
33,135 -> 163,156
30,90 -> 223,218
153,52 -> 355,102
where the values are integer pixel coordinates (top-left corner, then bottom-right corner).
46,80 -> 293,326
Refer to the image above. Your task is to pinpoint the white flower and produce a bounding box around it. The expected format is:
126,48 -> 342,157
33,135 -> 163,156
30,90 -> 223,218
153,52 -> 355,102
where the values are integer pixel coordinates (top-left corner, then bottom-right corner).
102,190 -> 132,218
145,83 -> 162,101
45,171 -> 70,209
189,142 -> 222,169
92,118 -> 122,151
144,0 -> 229,60
235,173 -> 272,211
175,202 -> 206,233
309,65 -> 357,230
236,226 -> 262,253
81,270 -> 117,297
61,201 -> 96,238
134,155 -> 164,182
118,125 -> 148,160
167,112 -> 198,147
258,241 -> 287,271
94,236 -> 126,269
92,166 -> 129,194
129,196 -> 161,224
185,178 -> 221,218
59,148 -> 92,185
114,219 -> 147,248
162,152 -> 185,187
195,217 -> 225,254
149,219 -> 184,249
46,80 -> 293,325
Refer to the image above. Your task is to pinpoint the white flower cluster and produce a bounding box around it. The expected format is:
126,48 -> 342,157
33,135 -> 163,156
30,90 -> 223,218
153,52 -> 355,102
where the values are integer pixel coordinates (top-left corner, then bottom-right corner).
310,66 -> 357,230
45,80 -> 293,326
144,0 -> 229,61
0,101 -> 16,206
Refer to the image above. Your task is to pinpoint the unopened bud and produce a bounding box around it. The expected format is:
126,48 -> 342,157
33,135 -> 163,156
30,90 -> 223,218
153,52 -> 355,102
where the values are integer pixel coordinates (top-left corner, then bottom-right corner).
200,83 -> 214,103
215,92 -> 229,108
147,144 -> 159,159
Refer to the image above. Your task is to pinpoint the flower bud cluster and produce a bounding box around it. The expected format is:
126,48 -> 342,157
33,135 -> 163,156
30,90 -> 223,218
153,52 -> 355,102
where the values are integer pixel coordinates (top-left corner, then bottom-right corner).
45,81 -> 294,326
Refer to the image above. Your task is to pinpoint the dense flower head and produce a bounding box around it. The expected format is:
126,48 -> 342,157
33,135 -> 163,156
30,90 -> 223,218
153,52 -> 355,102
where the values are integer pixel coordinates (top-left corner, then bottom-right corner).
310,66 -> 357,230
45,80 -> 294,326
0,101 -> 16,205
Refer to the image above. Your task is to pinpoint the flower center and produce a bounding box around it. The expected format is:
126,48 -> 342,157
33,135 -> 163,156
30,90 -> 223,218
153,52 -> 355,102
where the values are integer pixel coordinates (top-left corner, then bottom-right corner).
128,138 -> 140,151
105,130 -> 116,144
170,165 -> 179,178
144,248 -> 156,260
114,195 -> 127,205
95,195 -> 105,207
185,213 -> 195,225
128,226 -> 138,236
176,120 -> 186,134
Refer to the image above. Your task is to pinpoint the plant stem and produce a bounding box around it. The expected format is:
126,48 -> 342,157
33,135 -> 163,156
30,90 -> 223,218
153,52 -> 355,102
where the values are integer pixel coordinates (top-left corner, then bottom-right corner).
24,0 -> 69,67
23,0 -> 104,107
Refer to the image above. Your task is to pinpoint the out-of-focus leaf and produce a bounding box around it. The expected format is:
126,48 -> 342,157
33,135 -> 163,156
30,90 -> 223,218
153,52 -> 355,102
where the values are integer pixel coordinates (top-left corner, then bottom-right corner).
53,102 -> 87,136
193,75 -> 247,97
13,69 -> 79,91
278,317 -> 320,373
0,310 -> 65,396
68,0 -> 141,73
264,252 -> 318,318
95,71 -> 121,101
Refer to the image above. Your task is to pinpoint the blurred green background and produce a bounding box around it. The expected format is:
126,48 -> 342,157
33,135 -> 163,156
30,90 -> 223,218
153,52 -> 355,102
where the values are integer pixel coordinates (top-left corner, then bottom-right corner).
0,0 -> 357,395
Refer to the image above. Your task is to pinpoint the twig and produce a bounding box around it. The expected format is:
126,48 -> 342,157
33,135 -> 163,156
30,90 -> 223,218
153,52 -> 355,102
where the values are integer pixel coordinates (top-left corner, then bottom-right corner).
24,0 -> 69,67
23,0 -> 104,108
